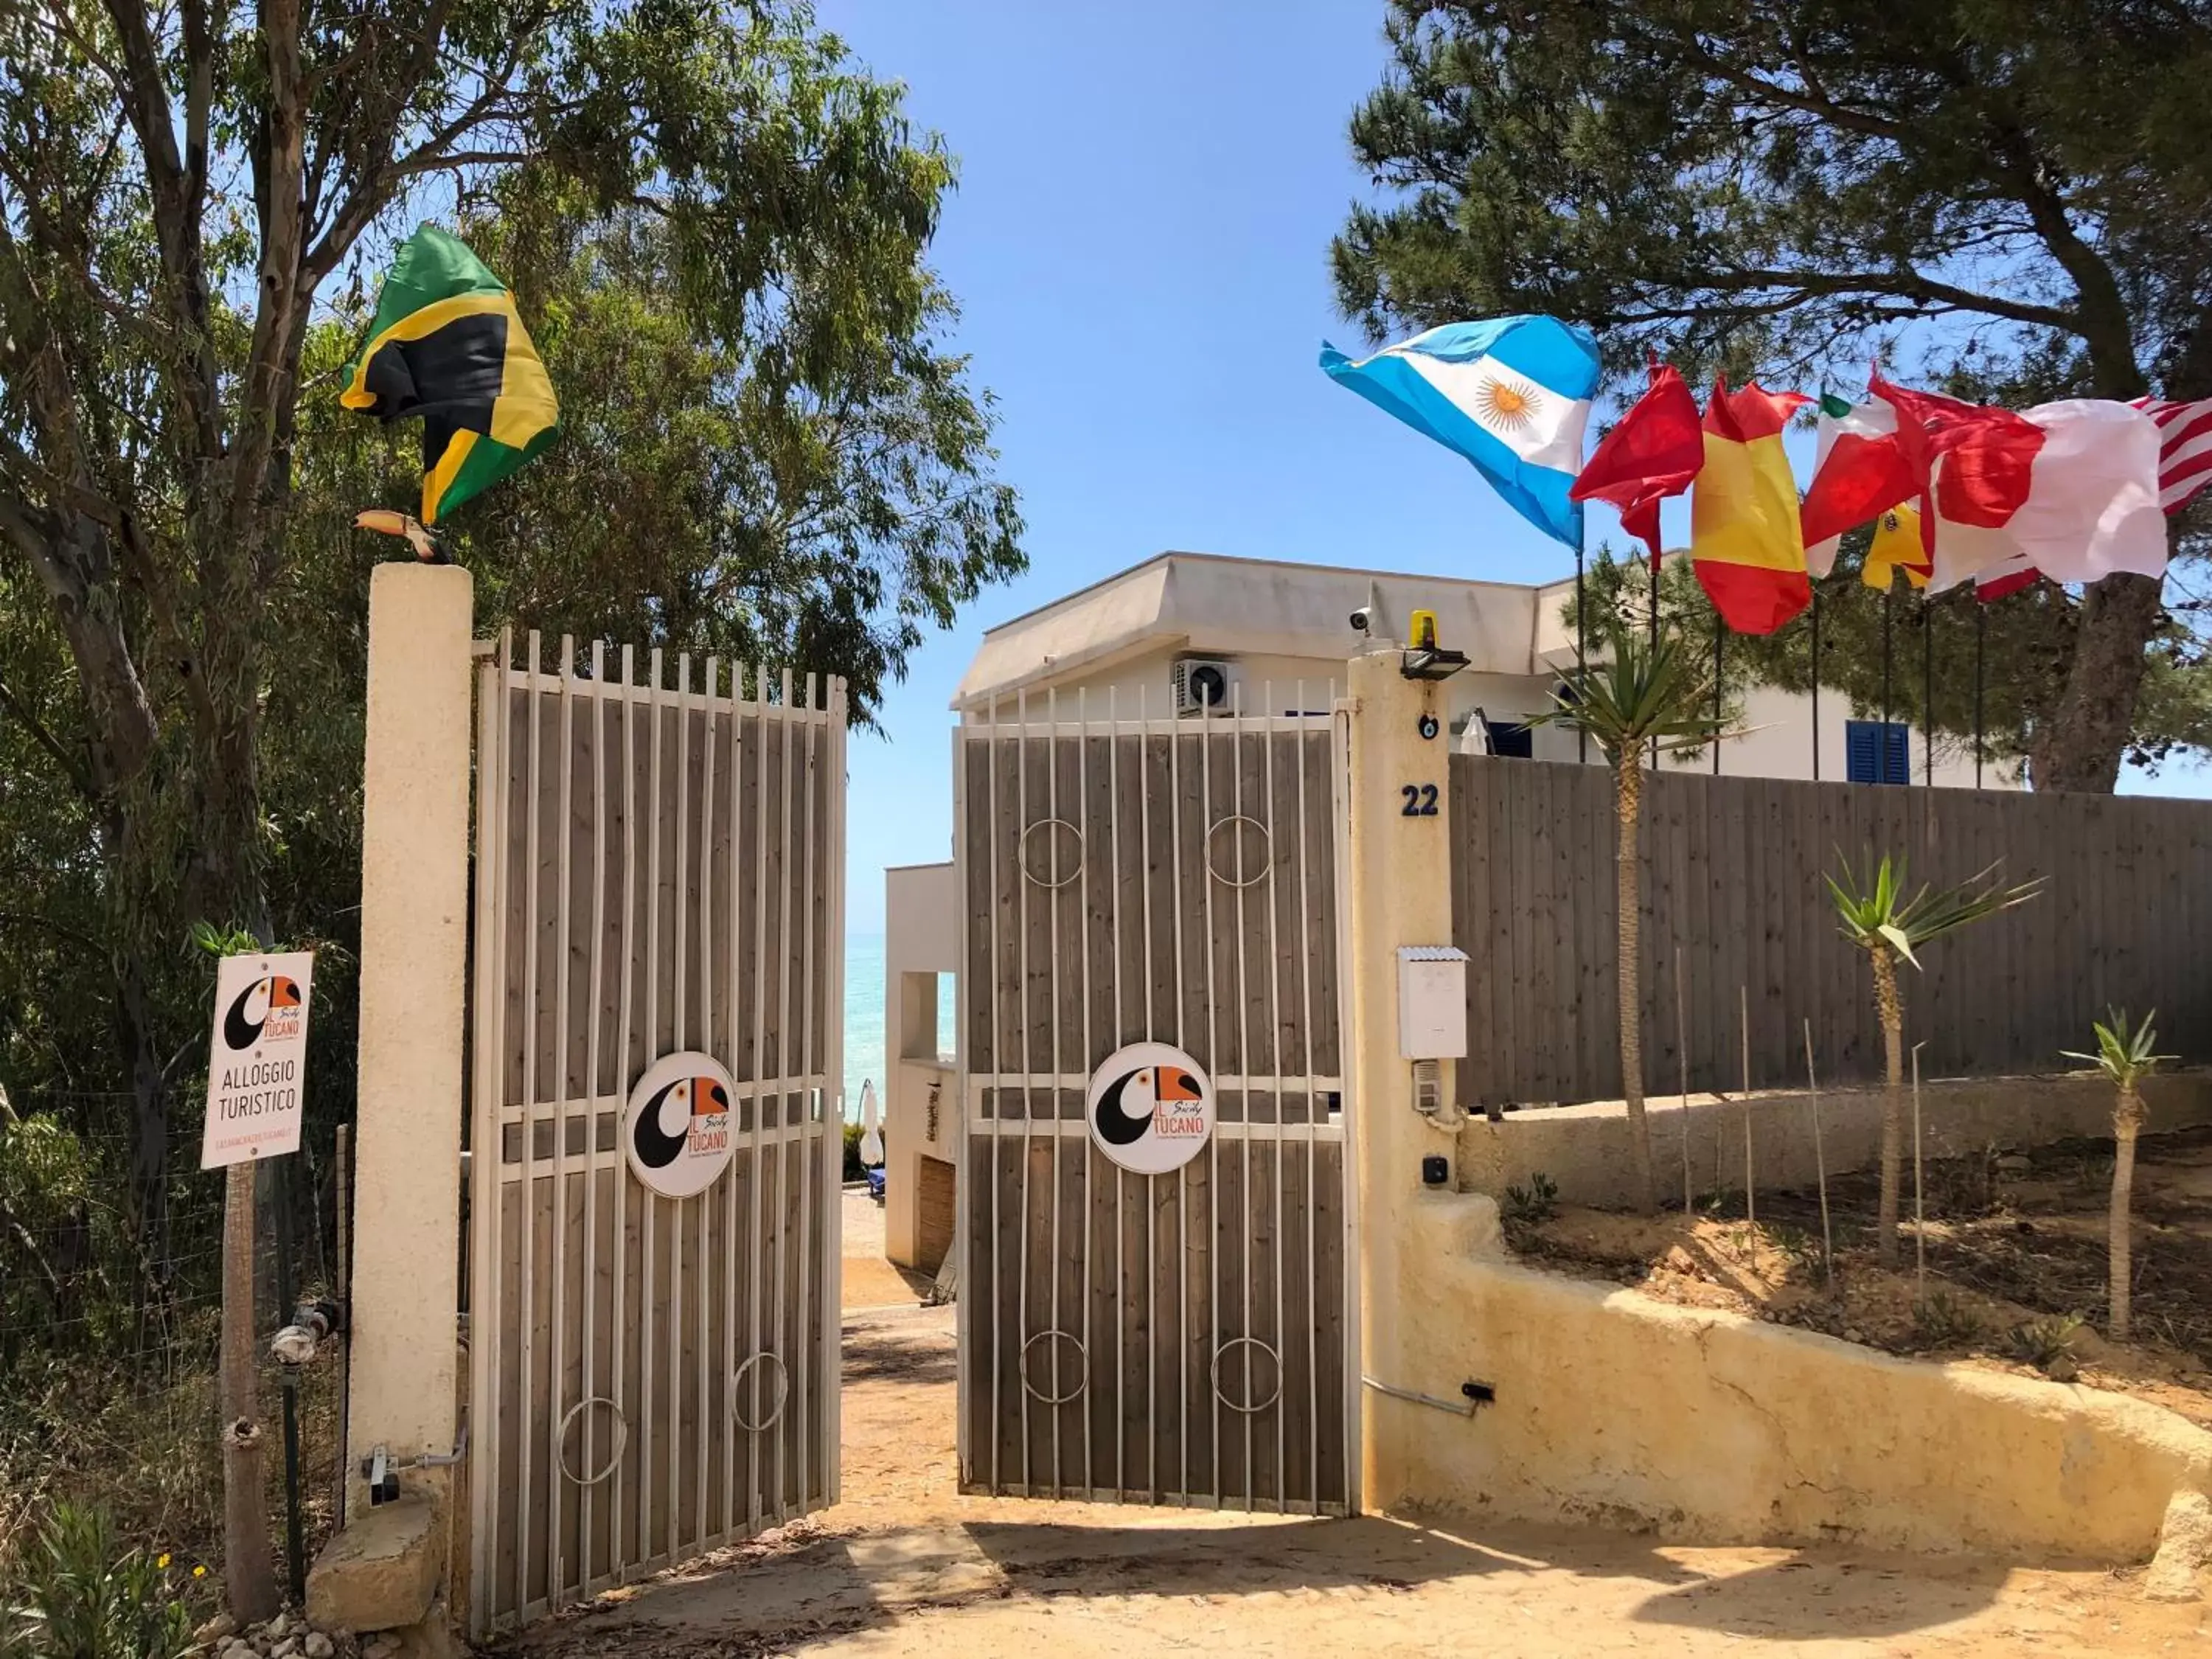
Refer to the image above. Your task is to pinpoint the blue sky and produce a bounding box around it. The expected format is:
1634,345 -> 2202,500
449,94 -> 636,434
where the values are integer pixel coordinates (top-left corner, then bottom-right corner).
819,0 -> 2207,928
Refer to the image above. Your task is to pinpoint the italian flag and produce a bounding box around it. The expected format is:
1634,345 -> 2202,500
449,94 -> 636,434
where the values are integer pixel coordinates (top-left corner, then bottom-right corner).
1800,393 -> 1913,577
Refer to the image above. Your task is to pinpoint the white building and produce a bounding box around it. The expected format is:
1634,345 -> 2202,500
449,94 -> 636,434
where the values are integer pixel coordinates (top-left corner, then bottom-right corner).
879,549 -> 2014,1270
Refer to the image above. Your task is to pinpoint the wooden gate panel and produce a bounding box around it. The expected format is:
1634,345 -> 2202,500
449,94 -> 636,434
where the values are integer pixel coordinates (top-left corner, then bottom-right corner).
469,639 -> 844,1637
956,693 -> 1354,1514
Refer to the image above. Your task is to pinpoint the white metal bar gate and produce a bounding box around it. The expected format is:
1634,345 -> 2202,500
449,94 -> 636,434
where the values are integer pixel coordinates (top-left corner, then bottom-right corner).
467,633 -> 845,1635
954,686 -> 1357,1513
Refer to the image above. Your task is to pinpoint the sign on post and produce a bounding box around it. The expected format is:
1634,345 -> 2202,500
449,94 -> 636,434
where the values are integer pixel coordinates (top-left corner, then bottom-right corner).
200,950 -> 316,1169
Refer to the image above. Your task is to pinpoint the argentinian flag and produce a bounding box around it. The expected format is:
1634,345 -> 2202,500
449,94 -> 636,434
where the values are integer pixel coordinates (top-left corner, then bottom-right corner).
1321,316 -> 1601,549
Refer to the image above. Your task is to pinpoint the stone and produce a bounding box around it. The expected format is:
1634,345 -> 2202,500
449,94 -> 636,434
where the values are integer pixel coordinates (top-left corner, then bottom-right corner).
2046,1355 -> 2079,1383
2145,1488 -> 2212,1603
305,1635 -> 335,1659
305,1492 -> 447,1633
195,1613 -> 239,1645
1996,1153 -> 2033,1177
271,1638 -> 300,1658
363,1639 -> 402,1659
267,1612 -> 291,1639
222,1641 -> 254,1659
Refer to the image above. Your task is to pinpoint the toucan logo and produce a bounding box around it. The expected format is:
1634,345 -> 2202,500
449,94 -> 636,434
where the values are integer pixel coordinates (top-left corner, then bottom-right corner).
632,1075 -> 732,1170
223,974 -> 304,1052
1085,1042 -> 1214,1175
622,1051 -> 739,1198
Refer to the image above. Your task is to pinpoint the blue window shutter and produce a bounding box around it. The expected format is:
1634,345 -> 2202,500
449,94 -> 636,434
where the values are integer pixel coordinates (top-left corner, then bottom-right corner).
1846,721 -> 1879,784
1883,723 -> 1910,784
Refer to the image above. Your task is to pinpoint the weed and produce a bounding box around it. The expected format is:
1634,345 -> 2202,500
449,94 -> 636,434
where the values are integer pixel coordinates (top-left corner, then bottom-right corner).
2003,1313 -> 2085,1370
0,1501 -> 194,1659
1501,1173 -> 1560,1229
1910,1289 -> 1984,1349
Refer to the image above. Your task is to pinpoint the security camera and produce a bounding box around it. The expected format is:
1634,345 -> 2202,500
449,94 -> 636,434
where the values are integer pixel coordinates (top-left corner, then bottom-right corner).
1349,605 -> 1374,633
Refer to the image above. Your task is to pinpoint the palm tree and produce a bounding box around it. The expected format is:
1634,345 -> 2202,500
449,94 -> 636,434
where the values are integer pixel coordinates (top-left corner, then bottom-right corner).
2064,1009 -> 2172,1340
1532,616 -> 1723,1214
1827,853 -> 2040,1264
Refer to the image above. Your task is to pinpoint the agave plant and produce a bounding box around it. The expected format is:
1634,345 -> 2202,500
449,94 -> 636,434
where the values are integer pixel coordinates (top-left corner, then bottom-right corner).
1532,615 -> 1722,1214
2064,1009 -> 2173,1340
1827,852 -> 2041,1264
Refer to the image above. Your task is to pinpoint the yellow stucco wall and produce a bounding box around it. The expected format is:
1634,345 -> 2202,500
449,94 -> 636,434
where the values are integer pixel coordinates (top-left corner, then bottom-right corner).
1376,1200 -> 2212,1561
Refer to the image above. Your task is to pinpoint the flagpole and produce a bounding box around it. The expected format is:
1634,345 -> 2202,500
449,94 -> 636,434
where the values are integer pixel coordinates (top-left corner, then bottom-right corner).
1921,594 -> 1934,787
1576,531 -> 1588,765
1712,611 -> 1724,776
1881,581 -> 1895,780
1974,602 -> 1986,790
1809,588 -> 1820,782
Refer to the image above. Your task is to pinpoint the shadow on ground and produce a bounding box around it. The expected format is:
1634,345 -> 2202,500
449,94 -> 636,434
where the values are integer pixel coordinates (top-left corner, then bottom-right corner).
1630,1552 -> 2012,1641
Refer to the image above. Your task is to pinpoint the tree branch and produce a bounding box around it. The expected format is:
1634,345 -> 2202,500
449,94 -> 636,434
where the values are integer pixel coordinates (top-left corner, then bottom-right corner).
0,675 -> 97,801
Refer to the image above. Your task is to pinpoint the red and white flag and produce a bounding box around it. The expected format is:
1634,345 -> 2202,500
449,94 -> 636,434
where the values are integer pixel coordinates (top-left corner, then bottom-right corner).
2128,397 -> 2212,515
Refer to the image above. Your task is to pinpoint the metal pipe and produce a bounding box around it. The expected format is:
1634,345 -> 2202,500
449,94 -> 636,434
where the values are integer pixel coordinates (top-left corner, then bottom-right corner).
1361,1376 -> 1478,1418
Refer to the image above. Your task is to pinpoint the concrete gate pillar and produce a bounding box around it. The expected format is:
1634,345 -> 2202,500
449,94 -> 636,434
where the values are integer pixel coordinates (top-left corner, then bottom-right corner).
311,564 -> 473,1644
1343,647 -> 1499,1517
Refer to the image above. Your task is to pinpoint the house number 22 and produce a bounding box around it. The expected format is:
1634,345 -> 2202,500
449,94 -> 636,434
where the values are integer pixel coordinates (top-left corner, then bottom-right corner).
1399,783 -> 1439,818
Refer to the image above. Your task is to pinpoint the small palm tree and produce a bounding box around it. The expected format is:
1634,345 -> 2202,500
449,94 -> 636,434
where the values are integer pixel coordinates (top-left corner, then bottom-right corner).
1827,853 -> 2040,1264
1533,616 -> 1723,1214
2064,1009 -> 2173,1340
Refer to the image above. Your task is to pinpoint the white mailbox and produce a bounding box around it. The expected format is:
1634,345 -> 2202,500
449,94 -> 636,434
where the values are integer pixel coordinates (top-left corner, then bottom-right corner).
1397,945 -> 1470,1060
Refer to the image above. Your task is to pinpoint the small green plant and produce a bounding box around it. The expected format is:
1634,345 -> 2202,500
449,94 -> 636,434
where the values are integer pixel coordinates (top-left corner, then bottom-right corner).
1501,1172 -> 1560,1229
2065,1008 -> 2174,1343
1910,1289 -> 1984,1349
842,1121 -> 867,1183
2003,1313 -> 2084,1371
0,1502 -> 195,1659
1826,852 -> 2041,1265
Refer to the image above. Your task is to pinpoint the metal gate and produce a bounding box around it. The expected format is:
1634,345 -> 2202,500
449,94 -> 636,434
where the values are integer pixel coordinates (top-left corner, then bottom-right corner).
954,687 -> 1357,1513
467,634 -> 844,1634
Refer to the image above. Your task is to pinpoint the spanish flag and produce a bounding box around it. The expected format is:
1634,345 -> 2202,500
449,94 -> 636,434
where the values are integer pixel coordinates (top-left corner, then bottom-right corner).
341,226 -> 559,524
1690,376 -> 1811,633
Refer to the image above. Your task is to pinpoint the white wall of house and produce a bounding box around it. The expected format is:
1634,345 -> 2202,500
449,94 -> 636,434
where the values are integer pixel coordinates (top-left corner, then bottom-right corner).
883,860 -> 961,1270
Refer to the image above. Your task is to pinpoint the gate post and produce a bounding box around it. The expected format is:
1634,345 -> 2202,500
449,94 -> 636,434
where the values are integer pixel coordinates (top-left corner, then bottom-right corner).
1342,647 -> 1492,1516
335,564 -> 473,1566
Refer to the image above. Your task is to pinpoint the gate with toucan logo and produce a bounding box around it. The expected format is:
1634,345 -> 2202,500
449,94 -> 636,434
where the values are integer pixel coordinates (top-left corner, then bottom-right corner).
953,689 -> 1359,1512
464,632 -> 845,1633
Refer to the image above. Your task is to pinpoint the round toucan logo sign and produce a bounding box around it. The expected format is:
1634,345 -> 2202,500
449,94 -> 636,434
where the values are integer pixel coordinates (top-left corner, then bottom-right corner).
623,1051 -> 737,1199
1085,1042 -> 1214,1175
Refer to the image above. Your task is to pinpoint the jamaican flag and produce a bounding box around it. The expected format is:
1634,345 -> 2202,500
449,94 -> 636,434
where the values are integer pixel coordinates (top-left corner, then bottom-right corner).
341,225 -> 559,524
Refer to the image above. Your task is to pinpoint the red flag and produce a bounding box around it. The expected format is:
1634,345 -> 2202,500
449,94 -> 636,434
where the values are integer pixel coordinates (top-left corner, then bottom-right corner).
1570,359 -> 1703,570
1868,374 -> 2044,563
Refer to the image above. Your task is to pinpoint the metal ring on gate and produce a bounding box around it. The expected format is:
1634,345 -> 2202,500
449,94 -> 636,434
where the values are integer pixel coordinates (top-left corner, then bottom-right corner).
1018,1328 -> 1088,1405
1019,817 -> 1084,888
1210,1336 -> 1284,1415
1205,815 -> 1272,888
555,1395 -> 629,1487
730,1352 -> 790,1433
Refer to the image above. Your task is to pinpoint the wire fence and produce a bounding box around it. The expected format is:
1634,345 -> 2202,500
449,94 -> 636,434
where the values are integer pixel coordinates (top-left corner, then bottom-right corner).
0,1096 -> 349,1599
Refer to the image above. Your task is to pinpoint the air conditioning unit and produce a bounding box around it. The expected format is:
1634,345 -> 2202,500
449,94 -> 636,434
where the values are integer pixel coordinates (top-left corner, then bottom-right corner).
1169,656 -> 1234,717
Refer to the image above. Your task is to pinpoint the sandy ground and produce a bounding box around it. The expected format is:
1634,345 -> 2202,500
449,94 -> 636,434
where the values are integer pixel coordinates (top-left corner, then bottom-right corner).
495,1214 -> 2212,1658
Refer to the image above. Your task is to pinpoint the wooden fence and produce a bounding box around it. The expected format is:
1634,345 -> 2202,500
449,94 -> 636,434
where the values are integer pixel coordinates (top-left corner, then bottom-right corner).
1449,755 -> 2212,1111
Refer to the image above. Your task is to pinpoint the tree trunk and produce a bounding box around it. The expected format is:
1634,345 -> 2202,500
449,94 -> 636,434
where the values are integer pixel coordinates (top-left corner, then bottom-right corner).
2110,1083 -> 2143,1340
1615,750 -> 1654,1214
2034,573 -> 2163,793
220,1159 -> 278,1623
1871,944 -> 1905,1265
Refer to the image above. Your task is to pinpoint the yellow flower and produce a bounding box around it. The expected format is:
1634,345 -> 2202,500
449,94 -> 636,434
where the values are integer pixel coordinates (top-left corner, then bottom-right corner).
156,1554 -> 170,1569
192,1565 -> 207,1579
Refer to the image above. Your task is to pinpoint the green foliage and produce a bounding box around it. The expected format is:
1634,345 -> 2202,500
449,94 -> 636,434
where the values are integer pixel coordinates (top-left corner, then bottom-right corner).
0,1503 -> 195,1659
1529,613 -> 1724,764
1910,1290 -> 1984,1351
1501,1172 -> 1559,1228
1825,854 -> 2042,970
843,1121 -> 868,1185
2062,1009 -> 2175,1091
2002,1313 -> 2084,1371
1334,0 -> 2212,787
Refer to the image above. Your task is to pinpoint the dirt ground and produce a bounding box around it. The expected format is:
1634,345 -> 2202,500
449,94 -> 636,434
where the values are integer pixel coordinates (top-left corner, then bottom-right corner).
493,1220 -> 2212,1658
1510,1124 -> 2212,1427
